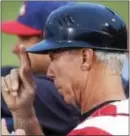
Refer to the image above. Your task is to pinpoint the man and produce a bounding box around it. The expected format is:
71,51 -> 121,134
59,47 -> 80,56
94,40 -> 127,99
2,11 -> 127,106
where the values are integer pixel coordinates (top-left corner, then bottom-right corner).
1,1 -> 81,136
2,3 -> 128,135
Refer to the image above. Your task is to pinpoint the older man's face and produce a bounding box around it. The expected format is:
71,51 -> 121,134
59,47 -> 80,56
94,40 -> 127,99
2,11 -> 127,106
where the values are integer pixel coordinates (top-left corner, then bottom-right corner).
47,50 -> 84,106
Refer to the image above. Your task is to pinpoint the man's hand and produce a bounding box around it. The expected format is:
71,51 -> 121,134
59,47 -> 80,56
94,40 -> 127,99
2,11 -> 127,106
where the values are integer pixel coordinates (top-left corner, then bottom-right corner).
1,46 -> 43,135
1,45 -> 36,115
2,119 -> 26,135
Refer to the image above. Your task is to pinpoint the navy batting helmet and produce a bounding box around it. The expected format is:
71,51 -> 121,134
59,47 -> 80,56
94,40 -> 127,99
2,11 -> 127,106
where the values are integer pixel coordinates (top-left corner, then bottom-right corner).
27,3 -> 127,53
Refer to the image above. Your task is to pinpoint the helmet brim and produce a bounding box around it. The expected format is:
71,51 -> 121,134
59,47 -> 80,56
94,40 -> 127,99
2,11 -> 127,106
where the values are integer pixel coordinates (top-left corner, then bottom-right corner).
26,39 -> 94,54
27,39 -> 128,54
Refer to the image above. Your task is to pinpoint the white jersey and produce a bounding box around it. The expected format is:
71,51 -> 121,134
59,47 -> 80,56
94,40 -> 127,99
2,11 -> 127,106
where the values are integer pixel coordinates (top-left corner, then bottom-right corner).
68,99 -> 129,135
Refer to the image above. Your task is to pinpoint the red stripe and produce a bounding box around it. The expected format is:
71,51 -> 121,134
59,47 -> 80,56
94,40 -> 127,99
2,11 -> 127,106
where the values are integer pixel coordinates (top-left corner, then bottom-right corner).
68,127 -> 112,136
92,105 -> 117,117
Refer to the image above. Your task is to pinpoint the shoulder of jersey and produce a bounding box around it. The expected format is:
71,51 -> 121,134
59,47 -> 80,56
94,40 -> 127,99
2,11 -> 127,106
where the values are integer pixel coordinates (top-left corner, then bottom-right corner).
68,99 -> 129,135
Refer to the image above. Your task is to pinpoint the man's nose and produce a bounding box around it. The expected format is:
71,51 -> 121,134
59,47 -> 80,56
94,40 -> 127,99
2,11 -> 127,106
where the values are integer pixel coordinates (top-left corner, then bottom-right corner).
12,44 -> 20,54
47,65 -> 55,80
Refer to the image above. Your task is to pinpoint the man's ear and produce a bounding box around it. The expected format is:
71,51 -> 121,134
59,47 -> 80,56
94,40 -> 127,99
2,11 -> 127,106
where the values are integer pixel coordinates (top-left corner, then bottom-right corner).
80,49 -> 94,71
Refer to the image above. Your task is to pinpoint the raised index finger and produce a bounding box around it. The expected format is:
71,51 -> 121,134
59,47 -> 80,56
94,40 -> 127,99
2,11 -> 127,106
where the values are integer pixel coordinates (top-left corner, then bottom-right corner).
19,45 -> 34,87
19,45 -> 31,72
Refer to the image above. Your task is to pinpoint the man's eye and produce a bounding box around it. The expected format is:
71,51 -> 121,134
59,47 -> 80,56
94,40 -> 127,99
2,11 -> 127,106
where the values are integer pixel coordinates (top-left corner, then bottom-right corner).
49,53 -> 60,61
49,55 -> 55,61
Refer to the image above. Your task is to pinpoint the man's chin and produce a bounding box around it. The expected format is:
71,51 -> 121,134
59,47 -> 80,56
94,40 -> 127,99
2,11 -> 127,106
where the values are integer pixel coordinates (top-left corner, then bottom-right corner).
63,96 -> 77,108
57,88 -> 78,107
57,88 -> 64,97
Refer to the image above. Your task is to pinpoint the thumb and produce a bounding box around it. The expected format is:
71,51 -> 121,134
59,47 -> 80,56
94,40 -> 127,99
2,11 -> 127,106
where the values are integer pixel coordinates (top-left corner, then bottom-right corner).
19,45 -> 34,88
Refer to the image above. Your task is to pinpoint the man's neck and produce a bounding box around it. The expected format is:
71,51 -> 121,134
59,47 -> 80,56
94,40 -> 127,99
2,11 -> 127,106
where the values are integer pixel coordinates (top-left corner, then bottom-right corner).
80,64 -> 126,114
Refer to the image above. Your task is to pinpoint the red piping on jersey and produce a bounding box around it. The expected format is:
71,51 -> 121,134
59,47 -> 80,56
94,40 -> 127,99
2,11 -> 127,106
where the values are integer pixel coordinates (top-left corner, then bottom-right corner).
68,126 -> 112,136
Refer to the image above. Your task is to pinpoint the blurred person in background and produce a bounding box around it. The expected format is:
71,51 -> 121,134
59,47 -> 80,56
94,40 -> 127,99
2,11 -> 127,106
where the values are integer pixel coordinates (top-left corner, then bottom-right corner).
1,1 -> 81,136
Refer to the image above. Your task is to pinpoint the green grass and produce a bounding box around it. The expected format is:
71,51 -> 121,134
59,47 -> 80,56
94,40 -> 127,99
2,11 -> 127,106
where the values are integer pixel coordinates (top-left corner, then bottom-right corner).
2,1 -> 23,66
1,1 -> 129,66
